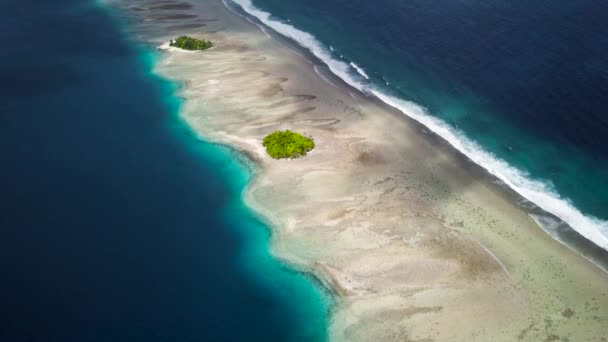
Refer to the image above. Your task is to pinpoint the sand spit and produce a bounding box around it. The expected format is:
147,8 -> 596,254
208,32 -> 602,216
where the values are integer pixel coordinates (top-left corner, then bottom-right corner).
118,0 -> 608,340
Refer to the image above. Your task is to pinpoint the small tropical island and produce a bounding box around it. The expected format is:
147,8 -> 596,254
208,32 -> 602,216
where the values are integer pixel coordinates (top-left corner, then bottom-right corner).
262,130 -> 315,159
169,35 -> 213,51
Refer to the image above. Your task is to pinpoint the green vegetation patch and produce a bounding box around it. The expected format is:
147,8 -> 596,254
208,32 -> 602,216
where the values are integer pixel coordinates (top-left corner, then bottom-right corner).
262,130 -> 315,159
169,35 -> 213,51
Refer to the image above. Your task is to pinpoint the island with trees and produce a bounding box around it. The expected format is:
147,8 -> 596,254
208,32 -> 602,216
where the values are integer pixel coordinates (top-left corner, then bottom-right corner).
169,35 -> 213,51
262,130 -> 315,159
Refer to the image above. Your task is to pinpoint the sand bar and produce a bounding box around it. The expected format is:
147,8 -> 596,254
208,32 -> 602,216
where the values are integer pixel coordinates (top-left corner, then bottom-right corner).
116,0 -> 608,340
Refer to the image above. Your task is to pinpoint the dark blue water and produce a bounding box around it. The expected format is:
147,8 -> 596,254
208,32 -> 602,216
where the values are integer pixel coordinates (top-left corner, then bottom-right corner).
233,0 -> 608,250
0,1 -> 328,341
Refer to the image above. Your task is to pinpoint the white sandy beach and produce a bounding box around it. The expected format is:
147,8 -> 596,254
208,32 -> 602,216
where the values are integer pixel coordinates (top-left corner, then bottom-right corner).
120,0 -> 608,340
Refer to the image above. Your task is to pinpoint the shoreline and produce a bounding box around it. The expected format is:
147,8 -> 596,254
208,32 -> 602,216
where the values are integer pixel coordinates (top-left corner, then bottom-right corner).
159,43 -> 339,338
220,0 -> 608,273
225,0 -> 608,266
117,0 -> 608,340
180,124 -> 344,307
227,0 -> 608,257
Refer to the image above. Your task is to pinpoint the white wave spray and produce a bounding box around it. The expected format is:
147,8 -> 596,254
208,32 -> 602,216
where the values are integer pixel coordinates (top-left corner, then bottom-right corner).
350,62 -> 370,80
228,0 -> 608,251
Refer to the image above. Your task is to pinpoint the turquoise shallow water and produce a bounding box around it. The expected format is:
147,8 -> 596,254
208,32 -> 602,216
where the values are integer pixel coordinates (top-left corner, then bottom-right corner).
139,31 -> 333,342
167,87 -> 332,342
168,96 -> 332,342
0,1 -> 330,340
150,50 -> 332,340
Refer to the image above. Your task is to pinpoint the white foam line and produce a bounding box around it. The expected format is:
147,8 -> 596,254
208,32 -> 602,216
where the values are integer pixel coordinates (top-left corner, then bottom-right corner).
350,62 -> 370,80
229,0 -> 366,92
228,0 -> 608,251
374,92 -> 608,251
530,214 -> 608,273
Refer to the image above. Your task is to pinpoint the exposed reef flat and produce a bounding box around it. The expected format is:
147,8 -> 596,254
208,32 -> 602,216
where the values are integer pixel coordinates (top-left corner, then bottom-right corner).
165,23 -> 207,31
117,0 -> 608,340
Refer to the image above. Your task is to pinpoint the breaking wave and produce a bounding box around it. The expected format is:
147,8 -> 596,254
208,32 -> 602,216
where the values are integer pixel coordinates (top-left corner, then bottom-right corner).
228,0 -> 608,251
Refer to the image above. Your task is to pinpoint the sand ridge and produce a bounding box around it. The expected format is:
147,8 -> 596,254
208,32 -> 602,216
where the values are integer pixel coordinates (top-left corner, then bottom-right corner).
118,1 -> 608,340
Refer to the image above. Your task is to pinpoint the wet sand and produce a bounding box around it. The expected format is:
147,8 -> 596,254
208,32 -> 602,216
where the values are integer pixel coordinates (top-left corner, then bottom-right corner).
117,0 -> 608,340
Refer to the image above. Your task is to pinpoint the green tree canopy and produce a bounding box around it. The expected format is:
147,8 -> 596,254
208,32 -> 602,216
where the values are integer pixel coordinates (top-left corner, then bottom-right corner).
262,130 -> 315,159
170,36 -> 213,51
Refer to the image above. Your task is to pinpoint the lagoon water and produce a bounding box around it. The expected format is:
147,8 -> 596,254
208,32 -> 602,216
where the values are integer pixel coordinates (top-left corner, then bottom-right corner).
234,0 -> 608,253
0,1 -> 328,341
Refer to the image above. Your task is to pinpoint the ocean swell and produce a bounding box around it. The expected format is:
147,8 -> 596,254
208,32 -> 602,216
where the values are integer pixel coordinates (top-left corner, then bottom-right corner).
228,0 -> 608,252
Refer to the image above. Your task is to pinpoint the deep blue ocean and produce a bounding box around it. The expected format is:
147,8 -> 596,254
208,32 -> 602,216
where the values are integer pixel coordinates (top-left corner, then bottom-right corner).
232,0 -> 608,253
0,1 -> 328,341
